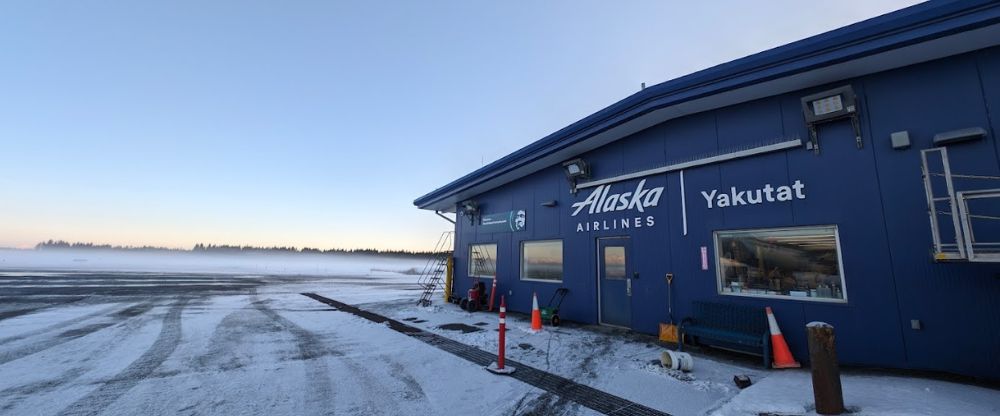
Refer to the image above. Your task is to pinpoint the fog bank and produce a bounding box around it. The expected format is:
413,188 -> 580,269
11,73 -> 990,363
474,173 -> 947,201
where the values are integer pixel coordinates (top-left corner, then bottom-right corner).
0,249 -> 431,277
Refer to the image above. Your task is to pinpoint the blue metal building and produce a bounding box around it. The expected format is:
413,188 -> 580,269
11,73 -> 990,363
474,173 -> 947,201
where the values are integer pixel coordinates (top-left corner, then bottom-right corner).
415,1 -> 1000,380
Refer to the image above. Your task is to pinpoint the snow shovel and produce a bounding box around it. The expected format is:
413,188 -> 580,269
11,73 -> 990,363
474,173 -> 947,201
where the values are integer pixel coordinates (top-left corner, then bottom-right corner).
659,273 -> 678,344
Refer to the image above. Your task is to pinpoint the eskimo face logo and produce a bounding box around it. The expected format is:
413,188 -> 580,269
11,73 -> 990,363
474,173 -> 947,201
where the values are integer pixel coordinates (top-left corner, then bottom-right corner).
571,179 -> 664,216
513,210 -> 526,230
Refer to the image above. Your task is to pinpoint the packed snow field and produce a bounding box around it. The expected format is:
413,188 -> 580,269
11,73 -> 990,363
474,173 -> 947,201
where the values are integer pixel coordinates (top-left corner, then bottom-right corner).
1,267 -> 997,415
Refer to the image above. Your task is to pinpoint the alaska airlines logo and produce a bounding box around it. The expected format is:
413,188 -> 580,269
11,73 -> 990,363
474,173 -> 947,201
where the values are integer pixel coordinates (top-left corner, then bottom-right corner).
571,179 -> 664,216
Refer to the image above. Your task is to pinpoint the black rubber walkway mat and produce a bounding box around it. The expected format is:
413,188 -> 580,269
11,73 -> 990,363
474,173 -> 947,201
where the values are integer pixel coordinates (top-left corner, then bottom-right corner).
301,293 -> 671,416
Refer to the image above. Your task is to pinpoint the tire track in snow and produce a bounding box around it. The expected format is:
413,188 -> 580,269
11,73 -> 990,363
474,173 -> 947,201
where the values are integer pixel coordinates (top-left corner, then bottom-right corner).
0,297 -> 86,322
0,302 -> 129,346
0,308 -> 159,414
250,298 -> 335,416
387,359 -> 427,402
251,298 -> 416,415
333,355 -> 408,415
193,307 -> 281,372
0,367 -> 88,413
0,301 -> 157,366
56,298 -> 189,416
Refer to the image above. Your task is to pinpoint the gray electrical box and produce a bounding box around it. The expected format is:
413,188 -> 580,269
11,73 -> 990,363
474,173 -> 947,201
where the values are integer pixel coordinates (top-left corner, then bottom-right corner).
890,131 -> 911,149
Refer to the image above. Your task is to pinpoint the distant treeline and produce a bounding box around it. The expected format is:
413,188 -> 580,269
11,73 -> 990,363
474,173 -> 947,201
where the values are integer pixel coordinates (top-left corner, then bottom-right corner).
34,240 -> 445,258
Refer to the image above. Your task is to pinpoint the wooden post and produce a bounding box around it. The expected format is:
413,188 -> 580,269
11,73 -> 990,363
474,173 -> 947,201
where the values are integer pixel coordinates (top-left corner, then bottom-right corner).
807,322 -> 845,415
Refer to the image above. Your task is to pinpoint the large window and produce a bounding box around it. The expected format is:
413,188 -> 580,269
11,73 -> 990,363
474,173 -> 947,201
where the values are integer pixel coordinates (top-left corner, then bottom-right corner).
520,240 -> 563,282
715,226 -> 846,302
469,243 -> 497,278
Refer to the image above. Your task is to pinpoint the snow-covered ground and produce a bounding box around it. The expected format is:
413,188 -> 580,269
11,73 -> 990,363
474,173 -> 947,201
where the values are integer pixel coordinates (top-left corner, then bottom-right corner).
0,270 -> 541,416
1,268 -> 997,415
353,289 -> 1000,416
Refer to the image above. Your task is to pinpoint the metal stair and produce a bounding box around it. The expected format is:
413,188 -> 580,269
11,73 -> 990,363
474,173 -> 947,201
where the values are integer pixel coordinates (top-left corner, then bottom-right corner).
417,232 -> 454,306
921,147 -> 1000,262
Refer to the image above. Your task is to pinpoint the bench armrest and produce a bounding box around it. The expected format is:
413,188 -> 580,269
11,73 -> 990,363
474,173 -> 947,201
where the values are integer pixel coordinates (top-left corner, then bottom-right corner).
762,331 -> 772,368
677,317 -> 695,351
680,317 -> 694,328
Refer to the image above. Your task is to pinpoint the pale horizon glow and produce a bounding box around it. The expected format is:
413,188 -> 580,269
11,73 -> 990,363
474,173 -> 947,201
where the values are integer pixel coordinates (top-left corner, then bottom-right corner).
0,1 -> 922,251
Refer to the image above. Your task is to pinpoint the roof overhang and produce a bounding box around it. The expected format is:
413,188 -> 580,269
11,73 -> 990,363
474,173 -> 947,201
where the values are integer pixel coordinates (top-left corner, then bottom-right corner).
415,1 -> 1000,212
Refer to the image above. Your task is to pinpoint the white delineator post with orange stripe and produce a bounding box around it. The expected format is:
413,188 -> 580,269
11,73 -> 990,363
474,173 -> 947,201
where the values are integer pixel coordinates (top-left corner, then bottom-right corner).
486,296 -> 515,374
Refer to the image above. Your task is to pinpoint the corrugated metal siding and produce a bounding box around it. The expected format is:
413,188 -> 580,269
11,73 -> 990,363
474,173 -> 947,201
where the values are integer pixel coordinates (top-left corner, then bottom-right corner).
864,50 -> 1000,378
451,46 -> 1000,379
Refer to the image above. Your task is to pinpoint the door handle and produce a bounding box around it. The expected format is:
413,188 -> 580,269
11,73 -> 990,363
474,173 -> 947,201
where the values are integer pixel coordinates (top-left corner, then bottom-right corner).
627,278 -> 632,297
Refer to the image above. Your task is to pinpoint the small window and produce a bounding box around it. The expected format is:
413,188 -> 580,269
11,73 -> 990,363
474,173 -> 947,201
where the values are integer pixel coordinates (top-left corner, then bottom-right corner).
520,240 -> 563,282
715,226 -> 846,302
469,243 -> 497,278
603,246 -> 627,280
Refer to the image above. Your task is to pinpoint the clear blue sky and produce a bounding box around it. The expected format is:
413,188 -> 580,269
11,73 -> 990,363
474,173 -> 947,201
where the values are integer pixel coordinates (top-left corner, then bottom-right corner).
0,1 -> 920,251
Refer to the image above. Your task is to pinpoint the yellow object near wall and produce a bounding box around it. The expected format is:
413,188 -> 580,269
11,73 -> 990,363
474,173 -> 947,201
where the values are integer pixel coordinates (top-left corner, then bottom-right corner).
443,255 -> 454,302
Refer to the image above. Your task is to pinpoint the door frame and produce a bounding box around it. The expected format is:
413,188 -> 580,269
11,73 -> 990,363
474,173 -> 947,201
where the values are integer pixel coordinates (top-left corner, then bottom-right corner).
596,236 -> 632,328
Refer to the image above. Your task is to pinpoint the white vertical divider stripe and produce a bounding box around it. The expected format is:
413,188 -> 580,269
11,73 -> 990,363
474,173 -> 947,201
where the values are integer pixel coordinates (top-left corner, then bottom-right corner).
680,170 -> 688,236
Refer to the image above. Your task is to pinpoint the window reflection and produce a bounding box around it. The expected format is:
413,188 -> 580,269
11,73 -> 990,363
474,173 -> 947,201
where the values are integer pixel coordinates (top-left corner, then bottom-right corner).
716,226 -> 845,300
521,240 -> 563,281
469,243 -> 497,278
604,246 -> 626,280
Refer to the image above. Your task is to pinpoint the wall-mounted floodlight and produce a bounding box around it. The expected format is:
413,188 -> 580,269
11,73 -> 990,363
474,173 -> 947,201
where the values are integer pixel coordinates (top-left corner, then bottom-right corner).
459,200 -> 479,225
801,85 -> 862,153
562,158 -> 590,194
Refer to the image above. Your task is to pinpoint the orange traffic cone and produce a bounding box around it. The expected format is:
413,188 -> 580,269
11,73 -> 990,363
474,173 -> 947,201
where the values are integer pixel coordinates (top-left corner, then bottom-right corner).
530,292 -> 542,332
766,306 -> 800,369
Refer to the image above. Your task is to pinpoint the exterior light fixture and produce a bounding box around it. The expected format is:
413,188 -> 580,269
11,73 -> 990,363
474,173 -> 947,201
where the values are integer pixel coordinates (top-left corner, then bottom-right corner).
459,200 -> 479,225
562,158 -> 590,179
800,85 -> 862,153
562,158 -> 590,194
540,200 -> 558,207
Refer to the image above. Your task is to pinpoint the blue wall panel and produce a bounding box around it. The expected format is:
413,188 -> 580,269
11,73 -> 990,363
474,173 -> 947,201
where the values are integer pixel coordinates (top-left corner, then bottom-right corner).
714,99 -> 794,230
972,48 -> 1000,378
864,52 -> 1000,378
662,112 -> 724,334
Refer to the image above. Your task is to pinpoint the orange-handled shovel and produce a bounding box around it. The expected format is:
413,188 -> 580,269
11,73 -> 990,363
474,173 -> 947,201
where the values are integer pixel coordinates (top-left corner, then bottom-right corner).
659,273 -> 679,344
